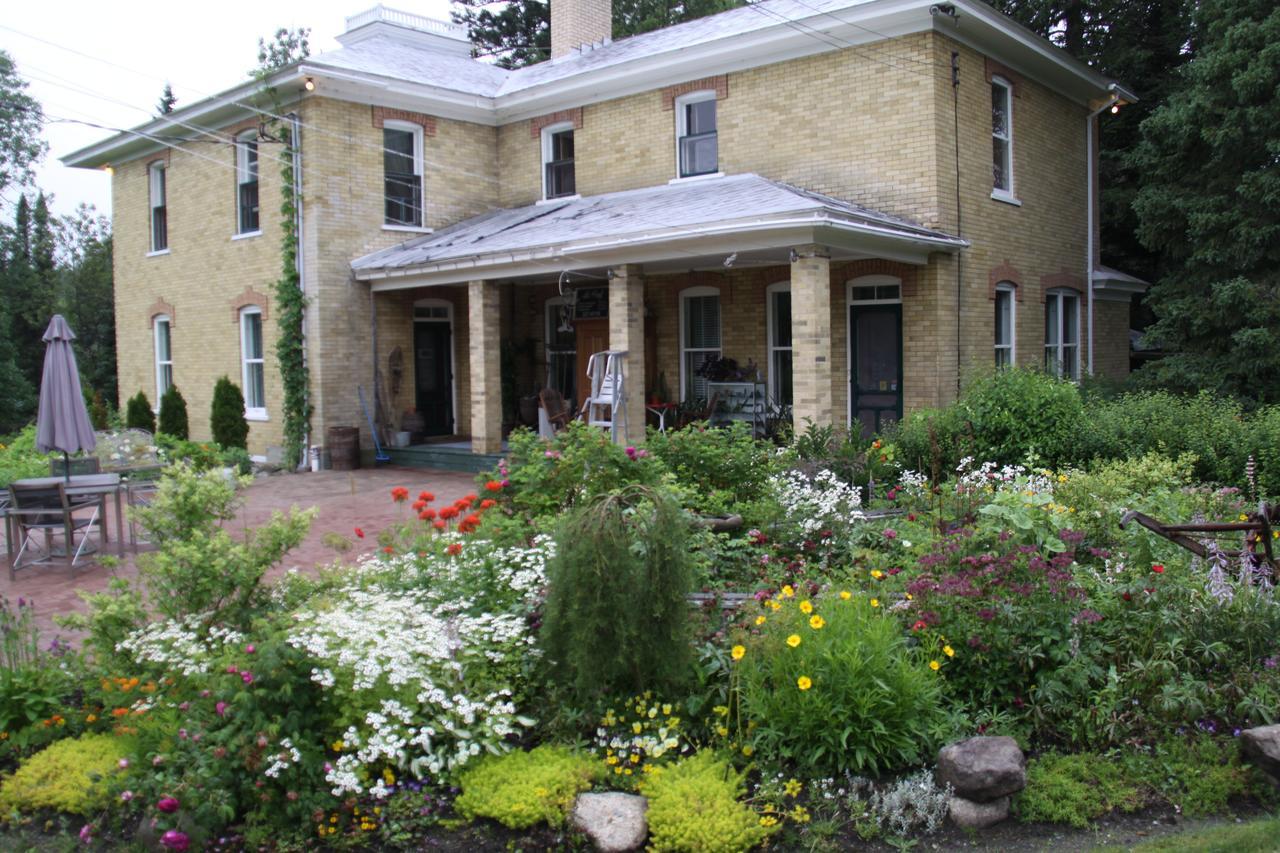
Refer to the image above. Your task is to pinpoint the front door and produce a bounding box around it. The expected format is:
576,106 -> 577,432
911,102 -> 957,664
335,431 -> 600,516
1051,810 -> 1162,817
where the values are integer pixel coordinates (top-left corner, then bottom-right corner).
849,304 -> 903,439
414,321 -> 453,436
574,318 -> 609,406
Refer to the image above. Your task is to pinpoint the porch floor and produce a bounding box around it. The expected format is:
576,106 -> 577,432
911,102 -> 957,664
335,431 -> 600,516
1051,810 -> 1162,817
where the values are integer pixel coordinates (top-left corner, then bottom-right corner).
372,438 -> 507,474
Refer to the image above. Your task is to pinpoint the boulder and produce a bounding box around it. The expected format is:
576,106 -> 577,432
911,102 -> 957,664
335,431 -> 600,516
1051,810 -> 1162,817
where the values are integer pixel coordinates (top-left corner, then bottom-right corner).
1241,725 -> 1280,780
572,792 -> 648,852
948,795 -> 1010,829
936,736 -> 1026,802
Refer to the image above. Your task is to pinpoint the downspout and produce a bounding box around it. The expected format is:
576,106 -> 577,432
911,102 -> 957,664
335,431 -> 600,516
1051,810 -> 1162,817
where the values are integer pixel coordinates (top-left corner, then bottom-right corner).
952,51 -> 963,397
1086,87 -> 1121,375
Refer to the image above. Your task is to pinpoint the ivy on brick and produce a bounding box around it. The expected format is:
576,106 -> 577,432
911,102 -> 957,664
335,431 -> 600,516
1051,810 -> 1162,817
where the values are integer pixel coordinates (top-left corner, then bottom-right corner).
271,121 -> 311,469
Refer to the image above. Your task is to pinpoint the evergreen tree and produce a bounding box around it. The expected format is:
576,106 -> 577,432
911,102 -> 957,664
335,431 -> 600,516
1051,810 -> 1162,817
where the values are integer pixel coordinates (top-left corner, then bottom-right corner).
0,223 -> 34,433
253,27 -> 311,74
126,392 -> 157,433
210,377 -> 249,450
56,205 -> 115,407
158,386 -> 190,439
156,82 -> 177,115
1129,0 -> 1280,404
0,51 -> 46,202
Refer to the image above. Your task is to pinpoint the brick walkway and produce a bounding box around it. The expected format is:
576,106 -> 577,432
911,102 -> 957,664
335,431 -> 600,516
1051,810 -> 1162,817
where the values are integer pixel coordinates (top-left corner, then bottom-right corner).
2,466 -> 479,643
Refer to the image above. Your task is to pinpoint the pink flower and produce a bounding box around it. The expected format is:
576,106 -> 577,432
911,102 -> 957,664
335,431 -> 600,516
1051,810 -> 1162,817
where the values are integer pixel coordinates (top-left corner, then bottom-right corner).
882,528 -> 897,539
117,758 -> 130,769
215,701 -> 228,716
178,729 -> 188,740
78,824 -> 93,843
226,665 -> 239,674
178,702 -> 190,711
199,690 -> 211,698
152,755 -> 165,766
241,671 -> 254,684
160,830 -> 190,851
120,790 -> 134,802
156,796 -> 180,813
354,527 -> 365,538
244,644 -> 256,654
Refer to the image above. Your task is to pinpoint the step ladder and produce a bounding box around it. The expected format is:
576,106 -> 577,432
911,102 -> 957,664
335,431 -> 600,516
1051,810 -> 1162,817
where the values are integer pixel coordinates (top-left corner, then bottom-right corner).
580,350 -> 628,443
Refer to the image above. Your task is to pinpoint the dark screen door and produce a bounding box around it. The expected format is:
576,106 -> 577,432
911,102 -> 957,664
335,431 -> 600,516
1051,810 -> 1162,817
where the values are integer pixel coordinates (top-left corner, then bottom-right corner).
414,322 -> 453,436
850,304 -> 903,439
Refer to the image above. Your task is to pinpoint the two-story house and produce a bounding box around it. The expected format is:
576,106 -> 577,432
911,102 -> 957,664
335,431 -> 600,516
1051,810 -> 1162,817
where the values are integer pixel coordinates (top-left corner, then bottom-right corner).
64,0 -> 1143,465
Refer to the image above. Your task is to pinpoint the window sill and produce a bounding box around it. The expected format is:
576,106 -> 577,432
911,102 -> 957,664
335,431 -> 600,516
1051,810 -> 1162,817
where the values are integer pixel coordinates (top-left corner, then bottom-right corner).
537,194 -> 579,205
670,171 -> 725,185
990,191 -> 1022,207
145,249 -> 170,258
382,224 -> 433,234
245,410 -> 269,422
232,230 -> 263,241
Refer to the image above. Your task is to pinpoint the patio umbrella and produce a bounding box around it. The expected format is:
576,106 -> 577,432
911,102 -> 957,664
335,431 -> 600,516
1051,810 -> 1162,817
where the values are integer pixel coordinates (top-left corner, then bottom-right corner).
35,314 -> 96,481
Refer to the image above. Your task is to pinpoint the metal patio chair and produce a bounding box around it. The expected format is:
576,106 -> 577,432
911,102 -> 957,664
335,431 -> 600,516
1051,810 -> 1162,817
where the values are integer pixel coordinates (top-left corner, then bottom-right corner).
6,481 -> 103,578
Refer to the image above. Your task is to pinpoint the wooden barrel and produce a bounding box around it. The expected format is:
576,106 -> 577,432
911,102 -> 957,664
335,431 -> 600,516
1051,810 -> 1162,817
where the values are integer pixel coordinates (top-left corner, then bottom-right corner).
327,426 -> 360,471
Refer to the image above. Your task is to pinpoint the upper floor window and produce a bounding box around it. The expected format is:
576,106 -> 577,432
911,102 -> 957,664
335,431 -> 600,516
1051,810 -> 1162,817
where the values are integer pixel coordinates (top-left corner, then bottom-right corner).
676,91 -> 718,178
240,307 -> 266,418
991,77 -> 1014,197
994,283 -> 1015,367
384,122 -> 424,227
542,123 -> 576,200
153,315 -> 173,403
679,285 -> 721,401
235,131 -> 260,234
1044,289 -> 1080,380
148,161 -> 167,252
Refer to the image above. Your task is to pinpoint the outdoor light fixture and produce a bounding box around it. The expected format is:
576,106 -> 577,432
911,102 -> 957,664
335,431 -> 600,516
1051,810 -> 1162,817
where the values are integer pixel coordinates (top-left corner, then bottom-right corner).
304,77 -> 316,91
103,166 -> 113,176
1110,103 -> 1120,114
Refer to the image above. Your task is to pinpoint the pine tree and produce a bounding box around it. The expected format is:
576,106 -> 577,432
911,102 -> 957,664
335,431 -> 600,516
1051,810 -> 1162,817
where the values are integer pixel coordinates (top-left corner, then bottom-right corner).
158,386 -> 189,439
210,377 -> 249,450
156,82 -> 177,115
125,392 -> 157,433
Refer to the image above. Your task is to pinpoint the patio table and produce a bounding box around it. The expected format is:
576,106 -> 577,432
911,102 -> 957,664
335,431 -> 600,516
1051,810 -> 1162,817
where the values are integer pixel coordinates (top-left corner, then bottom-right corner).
6,473 -> 125,562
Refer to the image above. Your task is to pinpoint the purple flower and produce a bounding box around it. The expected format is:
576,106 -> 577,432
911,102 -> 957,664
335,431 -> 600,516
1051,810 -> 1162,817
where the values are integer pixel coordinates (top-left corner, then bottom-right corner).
241,671 -> 254,684
178,701 -> 190,711
882,528 -> 897,540
121,790 -> 134,802
156,796 -> 180,813
160,830 -> 190,851
78,824 -> 93,843
244,644 -> 256,654
226,665 -> 239,674
117,758 -> 130,769
1265,657 -> 1278,669
215,701 -> 228,716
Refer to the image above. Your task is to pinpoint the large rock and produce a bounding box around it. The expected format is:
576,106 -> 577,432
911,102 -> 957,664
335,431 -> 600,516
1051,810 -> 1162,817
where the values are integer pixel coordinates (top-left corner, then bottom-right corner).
1241,725 -> 1280,780
948,795 -> 1010,829
572,792 -> 648,852
936,736 -> 1026,802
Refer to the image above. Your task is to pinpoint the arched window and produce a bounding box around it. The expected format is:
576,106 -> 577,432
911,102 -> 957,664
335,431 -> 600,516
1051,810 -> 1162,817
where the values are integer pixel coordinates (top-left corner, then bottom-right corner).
240,306 -> 266,418
153,314 -> 173,403
679,285 -> 721,401
994,282 -> 1016,367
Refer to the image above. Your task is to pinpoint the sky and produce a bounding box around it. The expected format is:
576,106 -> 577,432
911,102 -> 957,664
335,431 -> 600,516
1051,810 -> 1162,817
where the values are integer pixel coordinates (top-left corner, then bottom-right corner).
2,0 -> 454,219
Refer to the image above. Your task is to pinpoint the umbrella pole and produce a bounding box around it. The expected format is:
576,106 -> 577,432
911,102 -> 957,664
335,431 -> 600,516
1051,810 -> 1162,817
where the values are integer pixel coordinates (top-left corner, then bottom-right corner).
64,451 -> 71,483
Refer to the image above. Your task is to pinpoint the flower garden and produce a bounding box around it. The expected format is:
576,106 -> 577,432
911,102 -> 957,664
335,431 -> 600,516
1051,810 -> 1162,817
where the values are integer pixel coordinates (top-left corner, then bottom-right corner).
2,369 -> 1280,850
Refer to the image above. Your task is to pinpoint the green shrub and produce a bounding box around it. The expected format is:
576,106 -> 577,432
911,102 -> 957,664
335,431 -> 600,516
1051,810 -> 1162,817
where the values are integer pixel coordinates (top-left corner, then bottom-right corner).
958,369 -> 1085,468
736,590 -> 952,776
220,446 -> 253,476
210,377 -> 249,450
454,746 -> 602,829
0,734 -> 132,816
0,426 -> 49,488
157,385 -> 189,439
1014,752 -> 1142,827
125,391 -> 156,433
1245,404 -> 1280,499
541,486 -> 695,703
640,751 -> 775,853
646,422 -> 778,518
1124,736 -> 1271,818
884,404 -> 968,481
157,435 -> 222,470
89,389 -> 109,430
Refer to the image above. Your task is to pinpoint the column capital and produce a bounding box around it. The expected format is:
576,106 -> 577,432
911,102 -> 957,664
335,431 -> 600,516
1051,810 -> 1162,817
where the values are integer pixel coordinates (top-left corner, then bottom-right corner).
790,245 -> 830,262
609,264 -> 645,280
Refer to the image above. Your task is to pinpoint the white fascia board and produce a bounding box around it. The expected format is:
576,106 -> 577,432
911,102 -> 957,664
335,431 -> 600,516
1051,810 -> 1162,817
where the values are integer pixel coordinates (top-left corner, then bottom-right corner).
298,64 -> 499,124
62,69 -> 306,168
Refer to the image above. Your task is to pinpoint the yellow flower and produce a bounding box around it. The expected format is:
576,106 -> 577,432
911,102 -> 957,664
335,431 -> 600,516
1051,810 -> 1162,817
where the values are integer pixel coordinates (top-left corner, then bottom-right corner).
755,615 -> 767,625
790,805 -> 811,823
630,753 -> 640,764
784,778 -> 803,797
870,598 -> 880,608
781,585 -> 795,598
871,569 -> 884,579
786,634 -> 801,648
716,725 -> 729,737
1239,513 -> 1249,522
383,768 -> 396,784
929,660 -> 941,671
731,645 -> 746,661
769,600 -> 781,611
662,703 -> 672,715
632,722 -> 643,734
760,815 -> 778,827
796,675 -> 812,690
943,645 -> 955,658
607,755 -> 619,765
809,614 -> 825,630
799,600 -> 813,614
839,590 -> 851,600
742,745 -> 754,757
905,593 -> 913,600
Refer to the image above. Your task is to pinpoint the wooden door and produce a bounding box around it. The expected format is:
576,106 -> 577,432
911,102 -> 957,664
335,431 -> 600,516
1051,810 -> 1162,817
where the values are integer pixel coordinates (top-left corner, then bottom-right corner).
849,304 -> 903,439
414,321 -> 453,436
575,318 -> 609,405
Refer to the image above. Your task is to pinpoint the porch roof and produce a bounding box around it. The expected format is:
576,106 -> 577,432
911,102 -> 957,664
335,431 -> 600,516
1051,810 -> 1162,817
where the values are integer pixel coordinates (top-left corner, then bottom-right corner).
352,173 -> 967,289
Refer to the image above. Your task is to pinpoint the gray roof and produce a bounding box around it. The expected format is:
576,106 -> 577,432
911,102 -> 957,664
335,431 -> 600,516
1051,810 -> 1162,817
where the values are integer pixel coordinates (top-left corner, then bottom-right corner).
351,173 -> 963,278
311,33 -> 509,96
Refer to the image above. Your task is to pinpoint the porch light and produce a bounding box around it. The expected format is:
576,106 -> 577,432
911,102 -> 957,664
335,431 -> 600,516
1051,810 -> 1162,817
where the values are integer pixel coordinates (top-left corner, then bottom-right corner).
304,77 -> 316,91
1110,103 -> 1120,114
103,166 -> 113,176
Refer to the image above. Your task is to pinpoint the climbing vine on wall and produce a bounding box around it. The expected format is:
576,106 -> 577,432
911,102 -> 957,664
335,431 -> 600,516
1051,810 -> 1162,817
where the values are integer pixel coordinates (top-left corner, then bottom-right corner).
273,121 -> 311,469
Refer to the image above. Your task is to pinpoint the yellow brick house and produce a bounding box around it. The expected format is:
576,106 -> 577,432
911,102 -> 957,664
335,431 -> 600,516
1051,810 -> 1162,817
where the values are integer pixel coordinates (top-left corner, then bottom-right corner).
64,0 -> 1143,465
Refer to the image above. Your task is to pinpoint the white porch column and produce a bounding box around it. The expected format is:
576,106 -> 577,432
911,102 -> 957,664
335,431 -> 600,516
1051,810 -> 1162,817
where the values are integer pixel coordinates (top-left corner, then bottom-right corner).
790,245 -> 834,430
468,279 -> 503,454
609,264 -> 647,446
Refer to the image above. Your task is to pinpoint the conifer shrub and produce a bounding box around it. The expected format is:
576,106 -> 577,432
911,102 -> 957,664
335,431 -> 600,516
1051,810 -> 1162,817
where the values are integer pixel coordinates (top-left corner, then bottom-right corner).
210,376 -> 249,450
454,746 -> 602,829
89,389 -> 109,430
541,485 -> 695,703
125,391 -> 156,433
157,385 -> 189,440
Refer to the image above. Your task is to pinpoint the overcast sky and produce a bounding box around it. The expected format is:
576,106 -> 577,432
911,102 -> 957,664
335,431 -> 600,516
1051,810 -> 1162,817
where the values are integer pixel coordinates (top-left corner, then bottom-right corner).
3,0 -> 455,219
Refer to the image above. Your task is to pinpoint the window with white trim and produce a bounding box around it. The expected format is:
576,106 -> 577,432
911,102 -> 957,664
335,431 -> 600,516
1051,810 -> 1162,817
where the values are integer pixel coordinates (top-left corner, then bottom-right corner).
148,162 -> 167,252
766,282 -> 792,408
240,307 -> 266,417
541,123 -> 576,200
153,315 -> 173,403
675,91 -> 718,178
994,283 -> 1016,367
235,131 -> 260,234
1044,289 -> 1080,380
991,77 -> 1014,196
679,286 -> 721,402
545,297 -> 576,404
384,121 -> 424,227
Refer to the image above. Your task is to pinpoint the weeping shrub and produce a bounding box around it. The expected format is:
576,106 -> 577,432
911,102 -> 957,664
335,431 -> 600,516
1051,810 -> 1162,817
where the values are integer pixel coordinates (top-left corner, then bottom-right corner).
541,485 -> 695,703
125,391 -> 156,433
210,376 -> 249,450
158,385 -> 189,440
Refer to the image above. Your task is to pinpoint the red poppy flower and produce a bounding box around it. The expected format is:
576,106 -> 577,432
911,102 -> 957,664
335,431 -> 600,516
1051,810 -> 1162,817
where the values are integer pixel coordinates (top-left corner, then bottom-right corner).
1122,591 -> 1132,601
412,500 -> 426,512
420,508 -> 437,520
485,481 -> 503,492
446,543 -> 463,556
419,491 -> 435,502
480,499 -> 496,510
463,513 -> 481,527
433,520 -> 447,530
911,620 -> 927,631
440,507 -> 459,520
354,527 -> 364,539
464,493 -> 479,506
1151,564 -> 1165,574
391,487 -> 409,503
382,546 -> 394,554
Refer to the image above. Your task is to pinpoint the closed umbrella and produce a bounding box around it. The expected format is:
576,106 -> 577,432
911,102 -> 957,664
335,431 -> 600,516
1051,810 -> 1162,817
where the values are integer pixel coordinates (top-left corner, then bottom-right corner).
35,315 -> 97,481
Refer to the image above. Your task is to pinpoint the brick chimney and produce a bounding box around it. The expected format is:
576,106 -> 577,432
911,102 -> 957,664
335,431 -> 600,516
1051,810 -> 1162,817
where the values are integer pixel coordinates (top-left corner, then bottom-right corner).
551,0 -> 612,59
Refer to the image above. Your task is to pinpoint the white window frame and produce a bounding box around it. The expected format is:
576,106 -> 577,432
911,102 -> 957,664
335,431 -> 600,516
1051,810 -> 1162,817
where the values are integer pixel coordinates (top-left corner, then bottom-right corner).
845,275 -> 903,428
1044,289 -> 1081,380
991,76 -> 1017,203
674,90 -> 720,180
234,130 -> 260,236
994,283 -> 1016,367
412,298 -> 457,433
239,306 -> 267,420
148,161 -> 168,254
153,314 -> 173,406
678,285 -> 722,401
765,281 -> 792,408
383,120 -> 426,230
540,121 -> 577,201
